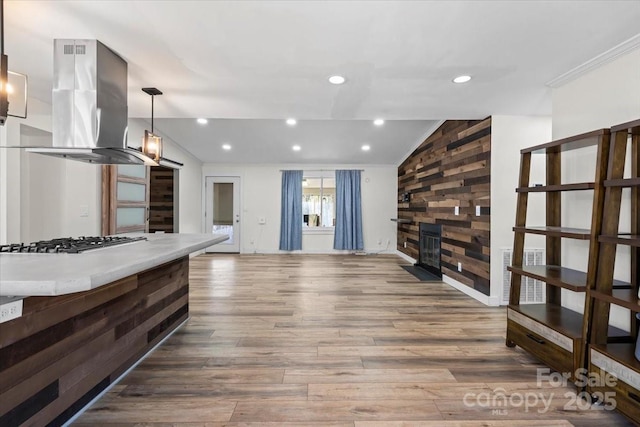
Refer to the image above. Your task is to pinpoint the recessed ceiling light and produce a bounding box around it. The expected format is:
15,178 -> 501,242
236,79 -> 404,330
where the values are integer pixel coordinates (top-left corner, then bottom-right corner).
292,145 -> 301,151
197,118 -> 208,125
452,75 -> 471,84
373,119 -> 384,126
328,75 -> 346,85
286,118 -> 297,126
222,144 -> 231,150
362,145 -> 371,151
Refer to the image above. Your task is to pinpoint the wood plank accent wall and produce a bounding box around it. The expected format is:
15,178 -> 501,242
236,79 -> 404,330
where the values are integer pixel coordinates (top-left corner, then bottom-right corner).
149,166 -> 175,233
398,118 -> 491,295
0,257 -> 189,426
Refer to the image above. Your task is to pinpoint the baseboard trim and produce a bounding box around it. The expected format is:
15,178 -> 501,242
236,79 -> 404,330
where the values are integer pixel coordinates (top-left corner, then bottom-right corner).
241,249 -> 397,255
442,275 -> 500,307
395,250 -> 416,264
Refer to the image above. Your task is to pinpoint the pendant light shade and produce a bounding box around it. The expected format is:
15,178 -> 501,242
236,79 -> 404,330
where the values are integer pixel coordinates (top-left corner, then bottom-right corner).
0,0 -> 28,126
142,87 -> 163,162
0,54 -> 8,126
142,129 -> 162,162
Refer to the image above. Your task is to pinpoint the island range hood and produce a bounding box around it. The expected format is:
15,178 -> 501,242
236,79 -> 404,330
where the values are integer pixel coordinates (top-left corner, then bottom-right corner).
27,39 -> 158,166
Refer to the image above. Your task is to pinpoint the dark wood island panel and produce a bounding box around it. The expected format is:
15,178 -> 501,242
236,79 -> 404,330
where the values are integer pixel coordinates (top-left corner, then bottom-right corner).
0,256 -> 190,426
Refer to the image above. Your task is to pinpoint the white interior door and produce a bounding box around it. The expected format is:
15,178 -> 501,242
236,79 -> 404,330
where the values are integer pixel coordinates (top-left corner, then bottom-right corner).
205,176 -> 240,253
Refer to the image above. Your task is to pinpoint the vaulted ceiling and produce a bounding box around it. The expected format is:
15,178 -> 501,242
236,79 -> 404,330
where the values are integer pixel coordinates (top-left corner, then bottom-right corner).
4,1 -> 640,164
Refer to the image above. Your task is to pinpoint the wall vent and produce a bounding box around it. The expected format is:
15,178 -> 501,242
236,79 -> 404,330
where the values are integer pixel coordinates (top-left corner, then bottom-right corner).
75,45 -> 86,55
502,248 -> 545,305
64,44 -> 74,55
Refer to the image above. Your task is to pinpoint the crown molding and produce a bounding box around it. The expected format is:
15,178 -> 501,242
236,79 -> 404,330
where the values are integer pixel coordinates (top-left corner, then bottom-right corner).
546,34 -> 640,88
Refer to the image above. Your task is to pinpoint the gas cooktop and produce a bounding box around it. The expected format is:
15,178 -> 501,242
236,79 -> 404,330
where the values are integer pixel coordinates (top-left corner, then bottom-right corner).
0,236 -> 147,254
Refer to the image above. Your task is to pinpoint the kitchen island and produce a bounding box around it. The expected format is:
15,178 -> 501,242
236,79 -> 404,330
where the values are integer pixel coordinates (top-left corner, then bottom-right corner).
0,233 -> 227,426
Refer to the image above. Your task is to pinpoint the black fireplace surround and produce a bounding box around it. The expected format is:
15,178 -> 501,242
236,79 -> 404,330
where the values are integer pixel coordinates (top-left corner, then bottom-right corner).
416,223 -> 442,279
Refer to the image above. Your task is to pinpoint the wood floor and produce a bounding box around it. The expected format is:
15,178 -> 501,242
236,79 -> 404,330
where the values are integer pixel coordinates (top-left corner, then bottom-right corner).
74,254 -> 634,426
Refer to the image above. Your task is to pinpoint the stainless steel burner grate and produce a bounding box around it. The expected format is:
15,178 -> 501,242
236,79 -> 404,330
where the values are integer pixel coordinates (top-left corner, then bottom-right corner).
0,236 -> 147,253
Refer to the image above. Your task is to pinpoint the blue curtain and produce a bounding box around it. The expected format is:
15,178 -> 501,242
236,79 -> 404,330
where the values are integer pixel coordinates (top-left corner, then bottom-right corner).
334,170 -> 364,250
279,170 -> 303,251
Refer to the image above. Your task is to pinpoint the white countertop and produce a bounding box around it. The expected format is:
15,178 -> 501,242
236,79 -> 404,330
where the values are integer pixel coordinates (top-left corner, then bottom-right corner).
0,233 -> 228,297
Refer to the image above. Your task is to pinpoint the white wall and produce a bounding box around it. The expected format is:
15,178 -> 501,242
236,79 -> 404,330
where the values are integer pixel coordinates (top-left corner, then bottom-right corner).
0,98 -> 100,243
129,119 -> 203,233
490,115 -> 551,303
0,105 -> 204,244
19,127 -> 63,243
552,49 -> 640,137
552,48 -> 640,330
201,164 -> 398,254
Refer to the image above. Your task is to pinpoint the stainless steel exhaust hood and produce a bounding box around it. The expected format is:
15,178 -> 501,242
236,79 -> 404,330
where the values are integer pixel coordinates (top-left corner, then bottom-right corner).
27,39 -> 158,166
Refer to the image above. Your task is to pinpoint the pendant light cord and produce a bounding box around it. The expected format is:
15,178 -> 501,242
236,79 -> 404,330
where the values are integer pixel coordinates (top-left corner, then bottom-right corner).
1,0 -> 5,55
142,87 -> 161,134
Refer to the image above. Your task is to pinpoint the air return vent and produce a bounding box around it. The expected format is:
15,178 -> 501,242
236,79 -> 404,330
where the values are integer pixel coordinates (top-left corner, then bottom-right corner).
502,248 -> 545,305
76,45 -> 86,55
64,44 -> 74,55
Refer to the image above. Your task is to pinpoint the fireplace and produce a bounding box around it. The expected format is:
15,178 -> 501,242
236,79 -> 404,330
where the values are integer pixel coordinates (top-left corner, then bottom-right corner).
417,223 -> 442,278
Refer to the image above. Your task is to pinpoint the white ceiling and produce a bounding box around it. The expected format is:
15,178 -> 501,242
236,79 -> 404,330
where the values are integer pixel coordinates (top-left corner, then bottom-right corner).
149,118 -> 439,164
4,1 -> 640,164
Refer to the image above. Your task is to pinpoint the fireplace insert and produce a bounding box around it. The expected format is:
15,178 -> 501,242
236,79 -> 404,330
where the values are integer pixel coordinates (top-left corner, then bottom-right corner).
417,223 -> 442,278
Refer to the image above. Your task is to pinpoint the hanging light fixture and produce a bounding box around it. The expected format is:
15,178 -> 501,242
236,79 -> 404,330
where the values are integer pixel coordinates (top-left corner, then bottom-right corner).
141,87 -> 163,162
1,0 -> 10,125
0,57 -> 7,126
0,0 -> 27,126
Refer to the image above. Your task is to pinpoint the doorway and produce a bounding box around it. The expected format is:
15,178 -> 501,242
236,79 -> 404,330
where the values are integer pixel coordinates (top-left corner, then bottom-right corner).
205,176 -> 240,253
102,165 -> 178,236
149,166 -> 176,233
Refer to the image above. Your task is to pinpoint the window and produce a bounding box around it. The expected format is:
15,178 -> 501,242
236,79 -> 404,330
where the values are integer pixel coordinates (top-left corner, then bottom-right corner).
302,173 -> 335,229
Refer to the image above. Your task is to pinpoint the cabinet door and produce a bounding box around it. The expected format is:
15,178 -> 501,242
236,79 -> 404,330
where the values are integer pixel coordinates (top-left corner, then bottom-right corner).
102,165 -> 150,235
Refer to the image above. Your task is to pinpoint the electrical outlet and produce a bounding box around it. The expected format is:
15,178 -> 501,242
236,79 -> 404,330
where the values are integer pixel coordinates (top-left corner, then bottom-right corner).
457,262 -> 462,272
79,204 -> 89,217
403,241 -> 407,248
0,299 -> 23,323
377,238 -> 382,245
258,217 -> 266,225
454,206 -> 459,216
476,205 -> 481,216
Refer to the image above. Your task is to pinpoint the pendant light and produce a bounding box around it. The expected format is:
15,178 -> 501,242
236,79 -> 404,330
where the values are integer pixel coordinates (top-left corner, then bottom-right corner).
0,0 -> 27,126
141,87 -> 163,162
1,0 -> 10,125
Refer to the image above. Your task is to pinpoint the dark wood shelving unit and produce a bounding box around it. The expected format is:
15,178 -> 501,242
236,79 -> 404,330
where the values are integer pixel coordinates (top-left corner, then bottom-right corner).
605,177 -> 640,187
599,234 -> 640,246
512,226 -> 592,239
521,129 -> 608,153
590,342 -> 640,422
509,303 -> 584,338
507,265 -> 588,292
511,304 -> 629,339
590,289 -> 640,311
592,343 -> 640,372
516,182 -> 595,192
507,265 -> 629,292
587,119 -> 640,424
507,127 -> 612,385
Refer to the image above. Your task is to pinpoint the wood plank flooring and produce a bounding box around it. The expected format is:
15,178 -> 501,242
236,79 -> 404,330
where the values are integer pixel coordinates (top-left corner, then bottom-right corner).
74,254 -> 634,426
